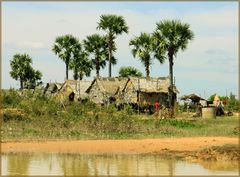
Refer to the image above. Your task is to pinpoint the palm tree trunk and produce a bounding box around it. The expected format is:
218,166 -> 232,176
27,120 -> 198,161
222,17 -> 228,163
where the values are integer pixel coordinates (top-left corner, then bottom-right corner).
146,64 -> 150,78
66,62 -> 69,80
78,78 -> 82,101
20,80 -> 23,90
108,43 -> 112,78
96,56 -> 100,77
108,35 -> 113,78
79,73 -> 83,81
168,54 -> 174,109
96,68 -> 100,77
73,68 -> 78,80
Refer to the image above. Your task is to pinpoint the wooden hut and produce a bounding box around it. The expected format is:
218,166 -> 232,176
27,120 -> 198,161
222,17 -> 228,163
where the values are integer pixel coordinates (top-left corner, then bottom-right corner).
119,76 -> 179,107
86,77 -> 128,104
57,80 -> 92,101
44,82 -> 63,94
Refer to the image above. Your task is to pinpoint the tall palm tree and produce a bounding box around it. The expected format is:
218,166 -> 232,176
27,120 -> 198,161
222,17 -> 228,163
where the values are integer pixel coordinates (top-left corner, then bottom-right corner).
97,14 -> 129,77
152,20 -> 194,108
10,53 -> 32,89
83,34 -> 108,77
52,34 -> 80,80
70,47 -> 93,81
68,43 -> 92,100
10,53 -> 42,89
129,32 -> 155,78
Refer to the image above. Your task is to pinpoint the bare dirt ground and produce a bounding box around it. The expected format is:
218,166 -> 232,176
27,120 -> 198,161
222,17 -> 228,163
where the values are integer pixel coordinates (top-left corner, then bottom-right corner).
1,137 -> 238,154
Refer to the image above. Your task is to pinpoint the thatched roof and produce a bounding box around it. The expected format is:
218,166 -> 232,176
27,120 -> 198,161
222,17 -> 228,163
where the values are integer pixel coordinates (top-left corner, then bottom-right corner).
44,82 -> 63,93
180,93 -> 206,102
59,80 -> 92,96
86,77 -> 128,95
123,76 -> 179,94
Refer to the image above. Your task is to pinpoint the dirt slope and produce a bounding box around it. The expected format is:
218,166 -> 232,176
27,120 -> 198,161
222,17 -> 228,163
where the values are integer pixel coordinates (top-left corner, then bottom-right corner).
1,137 -> 238,154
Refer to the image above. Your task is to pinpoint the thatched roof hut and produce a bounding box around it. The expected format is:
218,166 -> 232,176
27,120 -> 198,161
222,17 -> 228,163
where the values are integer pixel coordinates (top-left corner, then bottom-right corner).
86,77 -> 128,104
57,80 -> 92,100
123,76 -> 178,94
44,82 -> 63,94
120,76 -> 179,106
180,93 -> 206,103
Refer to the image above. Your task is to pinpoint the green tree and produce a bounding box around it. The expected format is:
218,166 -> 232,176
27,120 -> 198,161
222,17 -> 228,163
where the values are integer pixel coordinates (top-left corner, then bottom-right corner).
152,20 -> 194,108
208,94 -> 216,102
228,93 -> 240,111
119,66 -> 143,77
24,68 -> 43,89
83,34 -> 108,77
52,34 -> 80,80
70,49 -> 93,81
97,14 -> 129,77
208,93 -> 240,111
129,33 -> 155,78
10,53 -> 42,89
208,93 -> 228,102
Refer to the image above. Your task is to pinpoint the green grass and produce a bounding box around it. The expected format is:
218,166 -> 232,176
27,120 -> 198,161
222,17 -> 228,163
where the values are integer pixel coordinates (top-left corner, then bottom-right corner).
1,89 -> 239,141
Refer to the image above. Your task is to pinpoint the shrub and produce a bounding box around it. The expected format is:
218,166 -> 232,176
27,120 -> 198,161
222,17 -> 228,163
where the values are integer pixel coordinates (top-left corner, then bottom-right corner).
3,109 -> 29,121
1,89 -> 22,108
155,119 -> 199,129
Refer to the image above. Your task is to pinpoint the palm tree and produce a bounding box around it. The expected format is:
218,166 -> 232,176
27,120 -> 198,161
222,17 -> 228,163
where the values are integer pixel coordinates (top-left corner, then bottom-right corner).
52,34 -> 80,80
119,66 -> 143,77
152,20 -> 194,108
83,34 -> 108,77
129,32 -> 155,78
25,67 -> 42,89
97,14 -> 129,77
70,47 -> 93,81
10,53 -> 32,89
10,53 -> 42,89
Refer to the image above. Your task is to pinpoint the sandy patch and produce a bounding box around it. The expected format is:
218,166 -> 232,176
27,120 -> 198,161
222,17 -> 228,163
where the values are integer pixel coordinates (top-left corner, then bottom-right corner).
1,137 -> 238,154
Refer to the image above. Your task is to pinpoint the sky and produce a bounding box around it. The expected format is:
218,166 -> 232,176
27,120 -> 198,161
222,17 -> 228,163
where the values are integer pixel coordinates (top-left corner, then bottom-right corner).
2,1 -> 239,99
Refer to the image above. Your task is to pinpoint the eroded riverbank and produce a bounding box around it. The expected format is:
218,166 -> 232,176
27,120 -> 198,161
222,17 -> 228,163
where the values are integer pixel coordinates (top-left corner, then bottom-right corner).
2,137 -> 238,156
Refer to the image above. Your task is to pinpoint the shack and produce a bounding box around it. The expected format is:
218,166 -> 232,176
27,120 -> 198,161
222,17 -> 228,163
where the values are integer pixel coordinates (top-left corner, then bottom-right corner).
57,80 -> 92,101
180,93 -> 206,104
86,77 -> 128,104
44,82 -> 63,94
119,76 -> 179,107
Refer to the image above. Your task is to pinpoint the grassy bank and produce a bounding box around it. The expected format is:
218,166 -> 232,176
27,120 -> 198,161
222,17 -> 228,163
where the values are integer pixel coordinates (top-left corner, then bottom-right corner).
150,144 -> 239,162
1,89 -> 239,141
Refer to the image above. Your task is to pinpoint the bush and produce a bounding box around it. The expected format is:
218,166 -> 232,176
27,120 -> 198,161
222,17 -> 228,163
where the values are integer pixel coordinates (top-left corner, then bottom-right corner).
155,119 -> 199,129
80,107 -> 139,136
17,91 -> 61,117
3,109 -> 29,121
1,89 -> 22,108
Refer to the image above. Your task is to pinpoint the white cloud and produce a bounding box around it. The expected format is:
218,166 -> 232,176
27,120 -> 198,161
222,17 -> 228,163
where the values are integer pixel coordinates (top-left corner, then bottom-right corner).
15,41 -> 46,49
183,7 -> 237,30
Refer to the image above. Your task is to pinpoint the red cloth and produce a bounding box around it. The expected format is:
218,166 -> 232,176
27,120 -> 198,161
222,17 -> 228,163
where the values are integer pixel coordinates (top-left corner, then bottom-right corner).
155,101 -> 160,110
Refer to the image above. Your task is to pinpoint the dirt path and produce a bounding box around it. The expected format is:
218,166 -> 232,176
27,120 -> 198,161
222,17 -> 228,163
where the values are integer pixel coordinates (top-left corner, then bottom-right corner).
1,137 -> 238,154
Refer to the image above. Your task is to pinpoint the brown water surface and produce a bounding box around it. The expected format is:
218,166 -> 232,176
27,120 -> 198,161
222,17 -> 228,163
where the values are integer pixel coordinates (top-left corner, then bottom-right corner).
1,153 -> 239,176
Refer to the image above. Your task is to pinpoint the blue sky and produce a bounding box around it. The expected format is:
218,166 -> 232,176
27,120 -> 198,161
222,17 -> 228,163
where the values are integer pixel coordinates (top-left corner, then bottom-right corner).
2,1 -> 238,99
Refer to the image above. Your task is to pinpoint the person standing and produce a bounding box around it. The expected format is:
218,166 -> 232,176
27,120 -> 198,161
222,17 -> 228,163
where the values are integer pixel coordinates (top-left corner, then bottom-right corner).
155,100 -> 163,119
155,100 -> 160,111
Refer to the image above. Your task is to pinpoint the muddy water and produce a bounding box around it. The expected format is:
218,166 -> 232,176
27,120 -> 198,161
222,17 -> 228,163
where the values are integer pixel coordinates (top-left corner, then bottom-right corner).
1,153 -> 239,176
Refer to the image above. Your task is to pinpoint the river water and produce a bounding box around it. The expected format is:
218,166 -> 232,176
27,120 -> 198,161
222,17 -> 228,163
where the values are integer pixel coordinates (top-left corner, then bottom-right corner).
1,153 -> 239,176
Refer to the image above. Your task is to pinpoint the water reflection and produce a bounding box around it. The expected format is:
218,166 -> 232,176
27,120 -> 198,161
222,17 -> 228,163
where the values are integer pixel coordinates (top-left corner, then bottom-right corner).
6,153 -> 32,175
57,154 -> 177,176
1,153 -> 238,176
